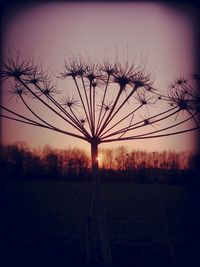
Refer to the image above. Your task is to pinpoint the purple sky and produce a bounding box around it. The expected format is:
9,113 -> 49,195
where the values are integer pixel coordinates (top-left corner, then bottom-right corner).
1,2 -> 198,152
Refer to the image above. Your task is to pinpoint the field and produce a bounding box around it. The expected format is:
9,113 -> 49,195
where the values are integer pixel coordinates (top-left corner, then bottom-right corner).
1,180 -> 197,267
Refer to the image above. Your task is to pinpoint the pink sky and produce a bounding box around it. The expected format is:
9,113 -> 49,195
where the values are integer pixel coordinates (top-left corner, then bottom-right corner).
1,2 -> 199,152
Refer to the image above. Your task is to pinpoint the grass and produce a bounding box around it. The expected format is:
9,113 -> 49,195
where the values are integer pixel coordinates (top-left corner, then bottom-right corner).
2,180 -> 195,267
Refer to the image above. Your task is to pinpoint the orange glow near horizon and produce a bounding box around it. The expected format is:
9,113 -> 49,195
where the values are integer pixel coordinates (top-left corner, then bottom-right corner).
97,153 -> 104,167
1,2 -> 199,153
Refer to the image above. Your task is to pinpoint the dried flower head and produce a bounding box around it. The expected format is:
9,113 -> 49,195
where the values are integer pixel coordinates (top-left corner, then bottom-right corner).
98,62 -> 117,76
79,118 -> 87,125
61,58 -> 88,79
23,66 -> 49,85
112,63 -> 134,90
135,90 -> 156,107
168,91 -> 191,111
175,78 -> 187,86
131,71 -> 152,89
84,64 -> 100,82
1,52 -> 35,81
101,101 -> 113,112
61,95 -> 80,109
140,113 -> 158,130
168,88 -> 199,122
8,82 -> 28,101
38,82 -> 59,97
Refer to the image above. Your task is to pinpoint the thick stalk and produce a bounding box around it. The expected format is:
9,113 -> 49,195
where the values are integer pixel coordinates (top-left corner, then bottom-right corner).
90,141 -> 112,266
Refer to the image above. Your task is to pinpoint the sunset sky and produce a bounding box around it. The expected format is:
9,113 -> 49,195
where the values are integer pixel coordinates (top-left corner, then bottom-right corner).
1,2 -> 199,153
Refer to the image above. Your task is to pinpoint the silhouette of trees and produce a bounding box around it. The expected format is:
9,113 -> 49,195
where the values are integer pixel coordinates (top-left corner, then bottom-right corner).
0,142 -> 196,182
43,149 -> 60,179
58,147 -> 90,180
0,143 -> 90,180
0,142 -> 40,178
1,52 -> 200,265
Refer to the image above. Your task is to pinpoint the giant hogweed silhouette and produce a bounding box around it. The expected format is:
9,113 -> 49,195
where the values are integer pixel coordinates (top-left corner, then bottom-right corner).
1,52 -> 200,265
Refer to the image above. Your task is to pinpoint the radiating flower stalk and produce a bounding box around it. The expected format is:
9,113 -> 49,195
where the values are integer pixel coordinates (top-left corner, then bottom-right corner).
2,54 -> 200,143
1,52 -> 200,266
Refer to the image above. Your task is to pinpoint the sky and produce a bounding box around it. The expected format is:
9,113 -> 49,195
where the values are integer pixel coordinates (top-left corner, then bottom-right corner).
1,2 -> 199,153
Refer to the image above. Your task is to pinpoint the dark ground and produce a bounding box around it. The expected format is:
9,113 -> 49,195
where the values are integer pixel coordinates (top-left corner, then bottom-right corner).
1,179 -> 199,267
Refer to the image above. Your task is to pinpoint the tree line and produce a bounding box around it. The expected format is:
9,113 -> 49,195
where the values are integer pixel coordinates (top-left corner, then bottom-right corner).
0,141 -> 198,183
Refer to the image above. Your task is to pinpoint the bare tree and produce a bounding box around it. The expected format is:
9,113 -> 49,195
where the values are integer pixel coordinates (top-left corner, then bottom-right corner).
1,52 -> 200,265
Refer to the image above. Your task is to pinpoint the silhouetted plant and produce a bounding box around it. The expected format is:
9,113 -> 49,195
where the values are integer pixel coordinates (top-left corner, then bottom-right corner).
1,51 -> 200,266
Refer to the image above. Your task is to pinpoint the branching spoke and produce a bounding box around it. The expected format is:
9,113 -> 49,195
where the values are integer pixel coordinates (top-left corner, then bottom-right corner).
34,83 -> 89,136
0,104 -> 50,126
35,84 -> 80,125
120,112 -> 199,140
1,54 -> 200,150
100,104 -> 143,138
101,106 -> 179,140
0,114 -> 48,128
93,87 -> 96,133
102,86 -> 137,131
0,104 -> 87,140
89,83 -> 94,134
101,126 -> 200,143
81,76 -> 93,131
97,89 -> 123,136
118,113 -> 135,139
96,75 -> 110,133
116,108 -> 180,135
150,89 -> 170,100
74,77 -> 93,134
20,95 -> 57,130
19,79 -> 86,134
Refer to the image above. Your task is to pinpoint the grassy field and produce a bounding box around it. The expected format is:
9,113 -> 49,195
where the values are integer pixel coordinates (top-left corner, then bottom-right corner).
2,180 -> 196,267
